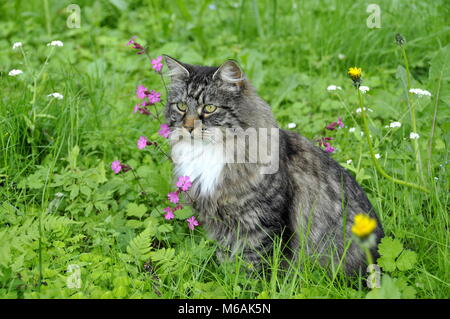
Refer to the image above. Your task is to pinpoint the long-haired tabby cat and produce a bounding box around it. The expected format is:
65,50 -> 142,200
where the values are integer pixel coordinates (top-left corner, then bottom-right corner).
163,55 -> 384,274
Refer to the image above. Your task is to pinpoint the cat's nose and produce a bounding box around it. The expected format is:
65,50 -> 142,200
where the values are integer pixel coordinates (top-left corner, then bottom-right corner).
184,125 -> 194,133
183,116 -> 198,133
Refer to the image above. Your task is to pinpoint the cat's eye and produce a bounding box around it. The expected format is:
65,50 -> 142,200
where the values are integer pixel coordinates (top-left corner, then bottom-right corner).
203,105 -> 217,114
176,103 -> 188,112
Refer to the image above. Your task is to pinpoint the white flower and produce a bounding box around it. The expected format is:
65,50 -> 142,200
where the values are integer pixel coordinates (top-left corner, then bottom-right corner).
346,159 -> 353,165
48,92 -> 64,100
338,53 -> 346,60
12,42 -> 22,49
409,132 -> 420,140
8,69 -> 23,76
360,132 -> 364,136
375,153 -> 381,159
359,85 -> 370,93
327,85 -> 342,91
47,40 -> 64,47
349,127 -> 355,133
409,88 -> 431,97
208,4 -> 217,10
434,177 -> 439,181
287,123 -> 296,129
356,107 -> 373,113
389,121 -> 401,128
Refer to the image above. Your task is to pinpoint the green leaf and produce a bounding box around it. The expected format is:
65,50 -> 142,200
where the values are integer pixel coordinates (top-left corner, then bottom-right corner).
157,224 -> 173,234
69,184 -> 79,200
396,250 -> 417,271
80,185 -> 91,197
378,237 -> 403,260
126,226 -> 155,261
126,203 -> 147,219
149,248 -> 177,269
394,277 -> 417,299
377,256 -> 397,272
108,0 -> 128,11
174,206 -> 194,220
366,275 -> 402,299
126,220 -> 143,229
191,281 -> 227,299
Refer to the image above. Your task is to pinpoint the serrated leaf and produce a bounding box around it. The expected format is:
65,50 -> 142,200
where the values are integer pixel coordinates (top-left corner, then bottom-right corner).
157,224 -> 173,234
174,206 -> 194,220
396,250 -> 417,271
126,203 -> 147,218
394,277 -> 417,299
377,256 -> 397,272
126,220 -> 143,229
149,247 -> 176,267
126,226 -> 155,261
69,184 -> 79,200
80,185 -> 91,196
378,237 -> 403,260
366,275 -> 402,299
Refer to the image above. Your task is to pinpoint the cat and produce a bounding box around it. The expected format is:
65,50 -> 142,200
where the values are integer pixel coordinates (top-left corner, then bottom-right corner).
163,55 -> 384,274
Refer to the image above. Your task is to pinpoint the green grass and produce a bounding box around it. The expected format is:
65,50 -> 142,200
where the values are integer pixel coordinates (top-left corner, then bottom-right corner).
0,0 -> 449,299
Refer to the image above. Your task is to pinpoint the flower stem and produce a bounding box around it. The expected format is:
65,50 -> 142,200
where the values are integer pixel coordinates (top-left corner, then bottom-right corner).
358,90 -> 429,194
401,46 -> 423,180
363,246 -> 374,267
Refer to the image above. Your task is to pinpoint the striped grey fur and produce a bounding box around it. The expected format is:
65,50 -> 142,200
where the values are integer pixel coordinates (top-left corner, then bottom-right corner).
163,56 -> 384,274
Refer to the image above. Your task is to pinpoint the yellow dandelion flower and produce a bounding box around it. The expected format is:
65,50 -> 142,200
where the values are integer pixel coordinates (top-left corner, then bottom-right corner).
351,213 -> 377,238
348,67 -> 362,81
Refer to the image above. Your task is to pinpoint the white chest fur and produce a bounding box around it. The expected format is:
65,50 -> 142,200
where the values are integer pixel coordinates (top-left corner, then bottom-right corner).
171,140 -> 225,196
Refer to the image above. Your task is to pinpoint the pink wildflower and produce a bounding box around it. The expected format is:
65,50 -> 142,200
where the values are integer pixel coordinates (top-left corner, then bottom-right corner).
168,191 -> 179,204
127,36 -> 145,54
148,90 -> 161,104
186,216 -> 199,230
136,85 -> 148,99
326,117 -> 344,130
158,123 -> 171,138
151,56 -> 163,72
111,160 -> 122,174
318,137 -> 334,147
163,207 -> 174,220
133,104 -> 140,114
137,136 -> 149,150
127,36 -> 137,46
326,121 -> 338,131
176,176 -> 192,191
324,143 -> 335,153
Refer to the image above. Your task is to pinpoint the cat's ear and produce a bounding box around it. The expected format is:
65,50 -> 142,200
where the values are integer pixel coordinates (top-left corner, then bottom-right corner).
213,60 -> 244,87
163,55 -> 190,80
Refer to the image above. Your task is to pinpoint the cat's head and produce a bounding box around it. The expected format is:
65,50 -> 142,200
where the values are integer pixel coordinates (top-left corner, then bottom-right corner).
163,55 -> 276,143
